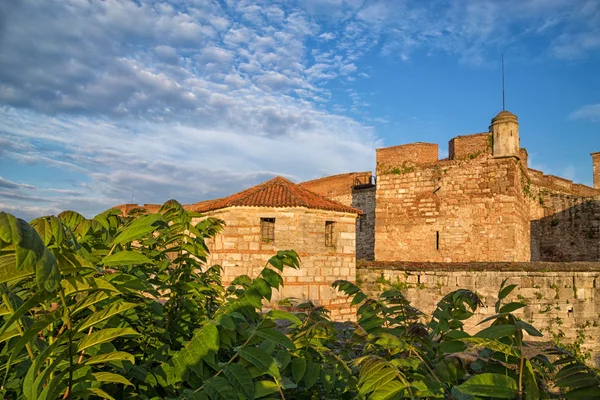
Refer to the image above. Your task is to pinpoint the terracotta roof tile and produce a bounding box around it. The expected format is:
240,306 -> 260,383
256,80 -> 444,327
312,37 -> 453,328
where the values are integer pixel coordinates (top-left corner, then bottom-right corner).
188,176 -> 361,214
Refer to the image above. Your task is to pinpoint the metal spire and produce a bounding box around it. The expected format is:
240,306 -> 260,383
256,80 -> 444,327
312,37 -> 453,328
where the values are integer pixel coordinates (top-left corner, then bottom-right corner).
502,54 -> 505,111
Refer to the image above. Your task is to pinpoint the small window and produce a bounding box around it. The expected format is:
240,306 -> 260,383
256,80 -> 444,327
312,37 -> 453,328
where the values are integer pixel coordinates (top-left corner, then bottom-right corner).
261,218 -> 275,243
325,221 -> 335,248
358,215 -> 366,232
436,231 -> 440,250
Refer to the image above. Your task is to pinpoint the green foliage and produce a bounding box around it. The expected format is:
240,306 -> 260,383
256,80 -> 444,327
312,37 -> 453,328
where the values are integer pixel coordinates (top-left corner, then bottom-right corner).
1,207 -> 600,399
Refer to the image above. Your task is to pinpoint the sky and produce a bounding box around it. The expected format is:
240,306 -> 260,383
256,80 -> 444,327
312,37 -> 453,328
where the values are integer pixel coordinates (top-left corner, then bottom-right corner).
0,0 -> 599,220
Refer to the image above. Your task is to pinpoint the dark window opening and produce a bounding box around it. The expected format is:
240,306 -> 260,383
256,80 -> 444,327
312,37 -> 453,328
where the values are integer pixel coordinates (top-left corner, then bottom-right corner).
325,221 -> 335,248
436,231 -> 440,250
358,215 -> 366,232
261,218 -> 275,243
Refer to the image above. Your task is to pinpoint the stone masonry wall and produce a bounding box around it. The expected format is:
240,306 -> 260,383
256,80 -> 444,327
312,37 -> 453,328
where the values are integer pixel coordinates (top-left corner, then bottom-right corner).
196,206 -> 357,321
358,262 -> 600,366
593,153 -> 600,190
376,143 -> 439,172
527,175 -> 600,261
352,185 -> 376,261
375,154 -> 530,262
448,133 -> 491,160
299,172 -> 372,207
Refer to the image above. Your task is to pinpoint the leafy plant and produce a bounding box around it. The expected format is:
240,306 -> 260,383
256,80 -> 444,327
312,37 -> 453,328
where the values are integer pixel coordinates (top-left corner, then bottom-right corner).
2,206 -> 600,399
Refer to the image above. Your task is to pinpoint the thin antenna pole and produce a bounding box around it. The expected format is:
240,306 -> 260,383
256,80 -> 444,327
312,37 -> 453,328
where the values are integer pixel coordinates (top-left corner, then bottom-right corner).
502,54 -> 505,111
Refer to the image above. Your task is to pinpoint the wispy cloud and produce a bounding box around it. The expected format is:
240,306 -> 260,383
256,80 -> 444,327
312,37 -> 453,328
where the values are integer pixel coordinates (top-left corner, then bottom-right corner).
570,103 -> 600,122
0,0 -> 598,219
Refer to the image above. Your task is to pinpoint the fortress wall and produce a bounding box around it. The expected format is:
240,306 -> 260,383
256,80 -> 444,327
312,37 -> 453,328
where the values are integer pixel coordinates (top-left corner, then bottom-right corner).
528,168 -> 598,197
198,206 -> 357,321
525,166 -> 600,262
357,262 -> 600,366
593,153 -> 600,190
376,143 -> 438,172
375,156 -> 530,262
352,185 -> 376,261
448,133 -> 491,160
300,172 -> 372,207
529,191 -> 600,261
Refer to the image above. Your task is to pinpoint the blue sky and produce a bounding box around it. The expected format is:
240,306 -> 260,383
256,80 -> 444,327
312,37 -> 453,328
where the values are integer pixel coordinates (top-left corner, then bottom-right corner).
0,0 -> 599,220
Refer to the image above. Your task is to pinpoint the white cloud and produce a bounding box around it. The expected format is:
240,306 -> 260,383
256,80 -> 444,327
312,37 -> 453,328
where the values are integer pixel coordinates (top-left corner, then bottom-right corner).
570,104 -> 600,122
319,32 -> 335,40
0,0 -> 598,219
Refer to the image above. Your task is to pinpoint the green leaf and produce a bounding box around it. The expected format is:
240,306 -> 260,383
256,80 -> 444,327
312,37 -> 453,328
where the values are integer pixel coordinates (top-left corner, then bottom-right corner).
523,359 -> 540,400
58,210 -> 86,232
76,301 -> 137,332
457,337 -> 520,357
61,276 -> 120,295
102,251 -> 155,266
254,380 -> 279,398
238,347 -> 280,379
87,388 -> 116,400
85,351 -> 135,365
0,291 -> 46,338
499,302 -> 526,313
111,214 -> 162,245
370,380 -> 408,400
92,372 -> 133,386
455,373 -> 518,399
475,324 -> 517,339
34,247 -> 60,293
0,254 -> 32,284
302,361 -> 320,389
0,211 -> 21,245
516,320 -> 543,337
262,268 -> 283,288
267,310 -> 301,326
498,284 -> 518,300
203,376 -> 238,400
77,327 -> 139,352
172,323 -> 219,380
291,358 -> 306,383
255,328 -> 295,350
222,363 -> 255,400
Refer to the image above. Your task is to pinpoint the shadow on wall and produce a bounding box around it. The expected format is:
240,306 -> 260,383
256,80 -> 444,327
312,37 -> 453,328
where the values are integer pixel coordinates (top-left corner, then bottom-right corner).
531,199 -> 600,262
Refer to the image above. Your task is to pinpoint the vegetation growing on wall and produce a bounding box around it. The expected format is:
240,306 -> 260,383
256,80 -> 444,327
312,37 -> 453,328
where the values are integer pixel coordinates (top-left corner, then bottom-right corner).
1,203 -> 600,399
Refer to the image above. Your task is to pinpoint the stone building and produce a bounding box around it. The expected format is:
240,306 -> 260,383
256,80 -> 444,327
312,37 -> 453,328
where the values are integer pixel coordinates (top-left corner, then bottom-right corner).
303,110 -> 600,263
185,176 -> 360,320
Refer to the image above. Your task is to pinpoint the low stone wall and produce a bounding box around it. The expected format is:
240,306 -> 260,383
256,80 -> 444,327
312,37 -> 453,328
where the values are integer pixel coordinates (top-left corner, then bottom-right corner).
357,261 -> 600,366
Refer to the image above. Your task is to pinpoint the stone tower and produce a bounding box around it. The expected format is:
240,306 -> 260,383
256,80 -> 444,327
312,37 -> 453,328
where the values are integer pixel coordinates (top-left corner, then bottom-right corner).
490,110 -> 520,158
592,152 -> 600,189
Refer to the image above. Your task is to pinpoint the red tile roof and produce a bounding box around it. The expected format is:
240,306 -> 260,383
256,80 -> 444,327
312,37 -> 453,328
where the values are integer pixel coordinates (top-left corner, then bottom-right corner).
188,176 -> 361,214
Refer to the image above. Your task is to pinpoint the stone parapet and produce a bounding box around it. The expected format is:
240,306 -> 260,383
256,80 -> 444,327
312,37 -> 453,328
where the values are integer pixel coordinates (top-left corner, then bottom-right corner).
358,261 -> 600,366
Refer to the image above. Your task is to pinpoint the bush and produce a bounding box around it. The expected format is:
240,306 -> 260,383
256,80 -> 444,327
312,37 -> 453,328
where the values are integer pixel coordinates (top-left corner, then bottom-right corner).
1,203 -> 599,399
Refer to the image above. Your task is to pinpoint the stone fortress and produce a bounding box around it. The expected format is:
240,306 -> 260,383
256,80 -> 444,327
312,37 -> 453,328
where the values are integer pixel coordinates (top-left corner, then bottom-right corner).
118,109 -> 600,362
302,110 -> 600,263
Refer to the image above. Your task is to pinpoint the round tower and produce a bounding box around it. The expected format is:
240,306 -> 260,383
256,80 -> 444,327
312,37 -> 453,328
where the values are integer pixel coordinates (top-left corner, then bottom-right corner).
489,110 -> 520,159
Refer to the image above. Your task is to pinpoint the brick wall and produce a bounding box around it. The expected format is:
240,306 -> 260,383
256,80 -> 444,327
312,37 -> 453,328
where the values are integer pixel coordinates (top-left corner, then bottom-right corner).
593,153 -> 600,190
299,172 -> 372,207
196,206 -> 357,321
528,182 -> 600,261
375,156 -> 530,262
358,261 -> 600,366
376,143 -> 438,173
352,185 -> 376,261
448,133 -> 491,160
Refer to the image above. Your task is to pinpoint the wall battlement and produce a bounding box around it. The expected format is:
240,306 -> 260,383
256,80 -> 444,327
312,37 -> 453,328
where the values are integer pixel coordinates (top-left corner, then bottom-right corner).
304,110 -> 599,264
448,132 -> 491,160
376,142 -> 439,172
592,152 -> 600,189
